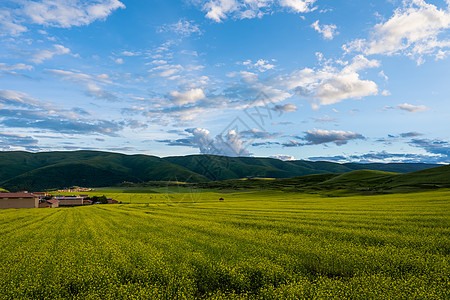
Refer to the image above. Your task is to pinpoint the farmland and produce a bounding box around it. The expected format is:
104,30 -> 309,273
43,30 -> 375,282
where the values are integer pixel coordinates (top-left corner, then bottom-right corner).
0,190 -> 449,299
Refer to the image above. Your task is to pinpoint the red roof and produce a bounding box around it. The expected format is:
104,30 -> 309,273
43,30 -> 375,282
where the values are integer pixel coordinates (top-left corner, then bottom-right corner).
0,193 -> 37,198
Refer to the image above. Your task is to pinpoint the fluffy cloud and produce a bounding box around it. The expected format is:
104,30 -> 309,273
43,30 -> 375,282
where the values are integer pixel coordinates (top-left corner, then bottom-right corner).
280,55 -> 379,108
198,0 -> 316,22
158,19 -> 202,37
241,59 -> 275,72
0,1 -> 125,35
311,20 -> 338,40
269,154 -> 295,161
23,0 -> 125,28
169,88 -> 206,105
279,0 -> 317,13
31,44 -> 71,64
303,129 -> 365,145
0,11 -> 27,36
343,0 -> 450,64
397,102 -> 428,112
160,127 -> 251,156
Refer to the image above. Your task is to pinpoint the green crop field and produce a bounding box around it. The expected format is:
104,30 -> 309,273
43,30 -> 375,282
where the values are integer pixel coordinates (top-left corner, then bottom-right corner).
1,190 -> 449,299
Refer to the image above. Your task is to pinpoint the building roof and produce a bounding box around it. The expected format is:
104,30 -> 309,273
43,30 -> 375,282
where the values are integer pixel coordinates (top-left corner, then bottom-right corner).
45,199 -> 59,204
0,193 -> 37,198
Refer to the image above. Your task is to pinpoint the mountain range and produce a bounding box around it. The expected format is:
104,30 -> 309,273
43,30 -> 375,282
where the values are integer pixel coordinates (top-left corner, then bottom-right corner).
0,150 -> 441,192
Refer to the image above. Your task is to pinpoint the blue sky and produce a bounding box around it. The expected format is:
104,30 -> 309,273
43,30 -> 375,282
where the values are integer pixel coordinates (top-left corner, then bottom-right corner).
0,0 -> 449,163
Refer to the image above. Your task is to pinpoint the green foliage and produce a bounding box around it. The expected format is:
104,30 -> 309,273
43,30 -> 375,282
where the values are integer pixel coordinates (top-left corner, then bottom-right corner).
0,190 -> 449,299
0,150 -> 440,191
90,195 -> 108,204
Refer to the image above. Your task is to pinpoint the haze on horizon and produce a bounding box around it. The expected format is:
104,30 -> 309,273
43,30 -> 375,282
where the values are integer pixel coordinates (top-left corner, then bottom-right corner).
0,0 -> 449,164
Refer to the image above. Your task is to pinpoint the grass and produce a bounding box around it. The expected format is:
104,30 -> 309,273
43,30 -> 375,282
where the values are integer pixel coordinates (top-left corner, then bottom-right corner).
0,190 -> 449,299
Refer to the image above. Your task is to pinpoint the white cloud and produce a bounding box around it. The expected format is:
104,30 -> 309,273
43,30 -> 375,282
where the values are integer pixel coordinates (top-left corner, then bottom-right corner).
0,1 -> 125,36
343,0 -> 450,64
121,51 -> 140,56
378,70 -> 389,81
0,89 -> 45,109
240,59 -> 275,72
203,0 -> 240,22
158,19 -> 202,37
23,0 -> 125,28
397,102 -> 428,112
199,0 -> 316,22
270,154 -> 296,161
0,63 -> 33,71
311,20 -> 338,40
46,69 -> 116,100
279,0 -> 317,13
31,44 -> 71,64
304,129 -> 365,146
147,60 -> 168,65
166,127 -> 251,156
115,58 -> 124,64
169,88 -> 206,105
0,11 -> 27,36
279,55 -> 380,108
150,64 -> 184,78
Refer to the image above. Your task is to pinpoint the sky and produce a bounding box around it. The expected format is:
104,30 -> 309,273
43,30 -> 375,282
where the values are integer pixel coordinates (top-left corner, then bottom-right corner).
0,0 -> 449,163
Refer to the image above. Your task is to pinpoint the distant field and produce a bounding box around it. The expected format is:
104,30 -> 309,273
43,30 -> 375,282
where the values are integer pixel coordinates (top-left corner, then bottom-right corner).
0,190 -> 449,299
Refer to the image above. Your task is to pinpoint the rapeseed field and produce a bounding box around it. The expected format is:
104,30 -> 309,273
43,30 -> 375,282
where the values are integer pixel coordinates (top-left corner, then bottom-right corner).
0,190 -> 448,299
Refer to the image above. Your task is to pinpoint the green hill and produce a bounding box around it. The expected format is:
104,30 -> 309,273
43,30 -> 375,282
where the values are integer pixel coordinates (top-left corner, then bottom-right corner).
0,151 -> 208,191
196,165 -> 450,194
163,155 -> 436,181
0,150 -> 441,192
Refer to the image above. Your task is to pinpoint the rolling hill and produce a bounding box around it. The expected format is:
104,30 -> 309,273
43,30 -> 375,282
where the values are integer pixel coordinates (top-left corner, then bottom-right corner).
196,165 -> 450,194
0,150 -> 441,191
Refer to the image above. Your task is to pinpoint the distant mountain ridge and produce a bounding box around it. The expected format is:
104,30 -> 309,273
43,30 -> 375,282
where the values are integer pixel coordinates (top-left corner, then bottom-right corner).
0,150 -> 440,192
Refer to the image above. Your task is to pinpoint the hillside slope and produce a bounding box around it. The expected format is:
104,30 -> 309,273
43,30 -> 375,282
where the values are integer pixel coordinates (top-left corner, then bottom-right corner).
0,150 -> 441,191
0,151 -> 208,191
196,165 -> 450,194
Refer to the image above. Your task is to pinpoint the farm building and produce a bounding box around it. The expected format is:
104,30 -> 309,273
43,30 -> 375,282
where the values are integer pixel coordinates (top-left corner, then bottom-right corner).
33,192 -> 49,199
38,199 -> 60,208
54,196 -> 87,207
107,198 -> 118,204
0,193 -> 39,209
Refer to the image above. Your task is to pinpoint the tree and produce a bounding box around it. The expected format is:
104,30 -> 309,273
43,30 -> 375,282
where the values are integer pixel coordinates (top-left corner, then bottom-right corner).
90,195 -> 107,204
98,195 -> 108,204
